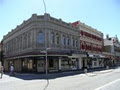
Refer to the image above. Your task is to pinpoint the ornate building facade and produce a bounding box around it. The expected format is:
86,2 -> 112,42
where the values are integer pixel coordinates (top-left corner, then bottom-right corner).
104,35 -> 120,66
3,13 -> 84,73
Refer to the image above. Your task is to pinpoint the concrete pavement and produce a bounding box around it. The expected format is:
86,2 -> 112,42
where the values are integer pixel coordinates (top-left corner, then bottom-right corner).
0,67 -> 120,90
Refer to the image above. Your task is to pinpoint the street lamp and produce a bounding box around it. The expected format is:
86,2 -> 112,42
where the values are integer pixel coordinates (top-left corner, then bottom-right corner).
43,0 -> 47,13
42,0 -> 48,74
45,48 -> 51,75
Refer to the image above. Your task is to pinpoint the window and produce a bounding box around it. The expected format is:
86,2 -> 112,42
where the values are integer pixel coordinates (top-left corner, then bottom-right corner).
81,31 -> 83,36
62,35 -> 66,45
28,35 -> 30,47
82,43 -> 84,49
56,34 -> 60,44
73,39 -> 75,46
75,39 -> 78,47
66,37 -> 70,46
51,32 -> 55,44
38,32 -> 44,43
49,59 -> 54,67
94,61 -> 97,66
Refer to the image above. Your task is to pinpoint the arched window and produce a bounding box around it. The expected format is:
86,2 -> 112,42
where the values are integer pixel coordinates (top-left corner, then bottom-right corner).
73,39 -> 75,46
56,33 -> 60,44
62,35 -> 66,45
38,31 -> 44,44
24,35 -> 27,48
82,43 -> 84,49
51,32 -> 55,44
66,37 -> 70,46
75,39 -> 78,47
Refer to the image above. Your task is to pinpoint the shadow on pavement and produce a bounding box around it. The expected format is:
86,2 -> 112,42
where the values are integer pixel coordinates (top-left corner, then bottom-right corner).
4,66 -> 118,80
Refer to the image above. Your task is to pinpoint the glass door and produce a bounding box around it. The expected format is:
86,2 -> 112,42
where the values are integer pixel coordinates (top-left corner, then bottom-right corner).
37,60 -> 45,72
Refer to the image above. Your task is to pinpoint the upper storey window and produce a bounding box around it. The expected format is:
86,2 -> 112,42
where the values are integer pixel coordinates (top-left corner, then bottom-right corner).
62,35 -> 66,46
38,31 -> 44,43
56,34 -> 60,44
51,32 -> 55,44
75,39 -> 78,47
66,37 -> 70,46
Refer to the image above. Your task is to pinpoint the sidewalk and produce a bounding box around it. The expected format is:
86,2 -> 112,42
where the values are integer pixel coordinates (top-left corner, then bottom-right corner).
0,66 -> 119,84
0,67 -> 115,82
0,74 -> 22,84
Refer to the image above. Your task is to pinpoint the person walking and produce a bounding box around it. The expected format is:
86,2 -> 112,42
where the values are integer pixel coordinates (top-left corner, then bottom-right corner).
0,66 -> 4,78
10,65 -> 14,76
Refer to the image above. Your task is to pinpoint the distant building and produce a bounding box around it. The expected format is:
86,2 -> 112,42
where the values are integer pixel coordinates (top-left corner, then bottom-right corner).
104,35 -> 120,66
3,13 -> 83,73
72,21 -> 104,69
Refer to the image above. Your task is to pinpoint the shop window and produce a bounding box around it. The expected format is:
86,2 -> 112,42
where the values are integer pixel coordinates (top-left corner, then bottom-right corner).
28,60 -> 33,70
49,59 -> 54,67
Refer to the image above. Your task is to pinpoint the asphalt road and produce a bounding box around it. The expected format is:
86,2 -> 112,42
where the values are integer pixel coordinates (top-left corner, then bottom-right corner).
0,67 -> 120,90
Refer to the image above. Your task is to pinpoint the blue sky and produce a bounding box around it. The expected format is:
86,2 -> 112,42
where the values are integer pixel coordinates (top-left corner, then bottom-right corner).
0,0 -> 120,41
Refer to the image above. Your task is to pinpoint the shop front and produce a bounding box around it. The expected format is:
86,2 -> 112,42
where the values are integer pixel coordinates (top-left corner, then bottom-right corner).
82,54 -> 105,69
4,54 -> 83,73
61,58 -> 79,71
48,57 -> 59,72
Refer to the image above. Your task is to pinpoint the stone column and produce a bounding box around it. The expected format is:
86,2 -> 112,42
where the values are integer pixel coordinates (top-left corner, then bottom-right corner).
78,58 -> 82,69
59,58 -> 61,71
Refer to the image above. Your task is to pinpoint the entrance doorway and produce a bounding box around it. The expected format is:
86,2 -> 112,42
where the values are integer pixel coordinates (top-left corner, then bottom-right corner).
49,58 -> 58,72
37,60 -> 45,72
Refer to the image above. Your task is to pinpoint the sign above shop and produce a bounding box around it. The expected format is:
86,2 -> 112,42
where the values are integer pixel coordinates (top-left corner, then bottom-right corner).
89,55 -> 100,58
72,50 -> 86,55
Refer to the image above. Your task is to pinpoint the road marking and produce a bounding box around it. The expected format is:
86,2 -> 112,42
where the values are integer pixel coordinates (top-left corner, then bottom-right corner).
95,78 -> 120,90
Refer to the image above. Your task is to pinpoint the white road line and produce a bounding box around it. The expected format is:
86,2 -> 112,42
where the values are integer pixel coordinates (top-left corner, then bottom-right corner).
95,78 -> 120,90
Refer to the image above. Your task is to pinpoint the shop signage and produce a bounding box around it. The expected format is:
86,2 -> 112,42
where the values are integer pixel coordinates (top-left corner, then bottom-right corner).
38,56 -> 45,60
93,55 -> 100,58
72,50 -> 86,54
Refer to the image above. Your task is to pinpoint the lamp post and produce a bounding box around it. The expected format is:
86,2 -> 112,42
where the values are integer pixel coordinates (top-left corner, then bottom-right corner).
45,48 -> 51,75
42,0 -> 48,74
43,0 -> 46,13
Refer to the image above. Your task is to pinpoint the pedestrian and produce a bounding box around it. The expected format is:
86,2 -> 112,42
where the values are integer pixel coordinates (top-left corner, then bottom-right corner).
0,66 -> 4,78
10,65 -> 14,76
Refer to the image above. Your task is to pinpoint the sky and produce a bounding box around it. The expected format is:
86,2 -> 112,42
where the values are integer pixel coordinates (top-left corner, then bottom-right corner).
0,0 -> 120,41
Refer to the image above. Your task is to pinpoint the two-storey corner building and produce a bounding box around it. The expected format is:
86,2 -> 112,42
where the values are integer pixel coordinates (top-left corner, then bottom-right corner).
3,13 -> 83,73
72,21 -> 104,69
104,35 -> 120,67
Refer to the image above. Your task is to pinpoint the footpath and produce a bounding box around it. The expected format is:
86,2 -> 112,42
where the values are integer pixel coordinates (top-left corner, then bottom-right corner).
0,67 -> 117,83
